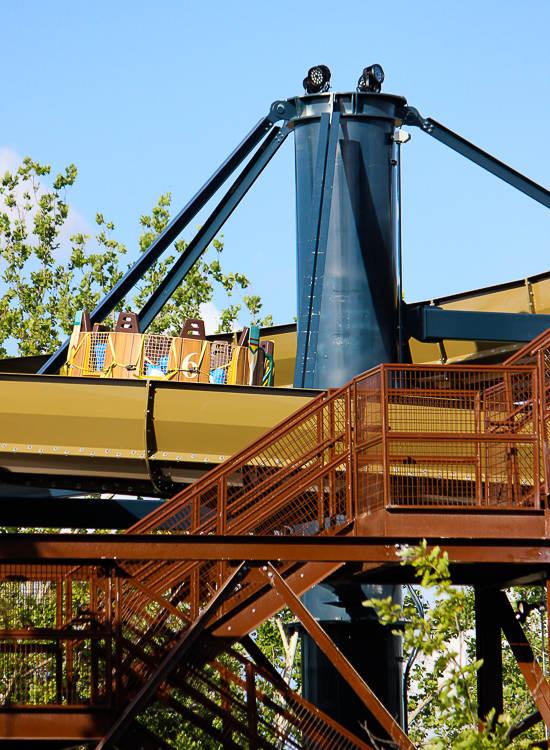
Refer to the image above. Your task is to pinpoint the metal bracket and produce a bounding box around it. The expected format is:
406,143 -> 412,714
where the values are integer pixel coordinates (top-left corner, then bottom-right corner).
143,380 -> 170,495
268,99 -> 298,123
403,106 -> 426,129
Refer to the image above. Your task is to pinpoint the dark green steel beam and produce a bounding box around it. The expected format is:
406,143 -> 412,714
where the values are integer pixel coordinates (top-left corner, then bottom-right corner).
405,304 -> 550,343
406,107 -> 550,209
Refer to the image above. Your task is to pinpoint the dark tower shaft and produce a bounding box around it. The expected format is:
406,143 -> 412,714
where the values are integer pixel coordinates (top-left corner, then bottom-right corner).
291,91 -> 408,735
293,92 -> 407,389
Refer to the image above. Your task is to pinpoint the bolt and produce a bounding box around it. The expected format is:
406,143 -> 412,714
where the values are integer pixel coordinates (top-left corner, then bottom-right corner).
276,103 -> 285,114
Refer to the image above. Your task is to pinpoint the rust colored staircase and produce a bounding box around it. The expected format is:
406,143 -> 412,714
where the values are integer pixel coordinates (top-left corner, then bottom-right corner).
3,331 -> 550,747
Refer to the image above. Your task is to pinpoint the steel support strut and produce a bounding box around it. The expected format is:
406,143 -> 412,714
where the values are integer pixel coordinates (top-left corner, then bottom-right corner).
39,101 -> 295,375
138,125 -> 291,331
404,305 -> 550,343
496,590 -> 550,727
260,564 -> 416,750
294,108 -> 341,389
405,107 -> 550,209
475,588 -> 503,724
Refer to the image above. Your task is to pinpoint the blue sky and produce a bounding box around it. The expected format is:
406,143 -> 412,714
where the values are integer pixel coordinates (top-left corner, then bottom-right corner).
1,0 -> 549,329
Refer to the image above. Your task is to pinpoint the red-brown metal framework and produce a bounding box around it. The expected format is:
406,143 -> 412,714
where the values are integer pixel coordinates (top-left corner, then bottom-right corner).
3,331 -> 550,747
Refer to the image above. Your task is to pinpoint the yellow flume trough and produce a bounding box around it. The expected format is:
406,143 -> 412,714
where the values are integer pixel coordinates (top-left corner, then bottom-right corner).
0,373 -> 317,496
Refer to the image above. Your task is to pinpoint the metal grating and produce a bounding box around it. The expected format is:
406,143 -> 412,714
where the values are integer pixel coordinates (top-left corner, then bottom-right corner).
354,364 -> 540,513
4,336 -> 550,745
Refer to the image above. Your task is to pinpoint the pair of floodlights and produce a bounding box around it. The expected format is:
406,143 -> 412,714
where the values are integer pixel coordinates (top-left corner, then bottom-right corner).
303,64 -> 385,94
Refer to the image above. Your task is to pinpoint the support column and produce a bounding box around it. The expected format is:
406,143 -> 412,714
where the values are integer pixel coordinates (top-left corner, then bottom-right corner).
475,587 -> 503,724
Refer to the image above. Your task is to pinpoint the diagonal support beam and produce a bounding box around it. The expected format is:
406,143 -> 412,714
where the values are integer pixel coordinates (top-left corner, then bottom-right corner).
509,710 -> 542,741
95,562 -> 249,750
405,107 -> 550,210
39,111 -> 283,375
138,125 -> 291,331
495,590 -> 550,727
261,564 -> 416,750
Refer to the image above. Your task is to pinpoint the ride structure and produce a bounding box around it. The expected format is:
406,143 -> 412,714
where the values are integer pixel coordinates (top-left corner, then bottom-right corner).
1,65 -> 550,748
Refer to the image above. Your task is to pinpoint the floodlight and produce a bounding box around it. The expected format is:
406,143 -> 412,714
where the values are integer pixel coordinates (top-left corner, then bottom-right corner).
357,64 -> 385,93
303,65 -> 331,94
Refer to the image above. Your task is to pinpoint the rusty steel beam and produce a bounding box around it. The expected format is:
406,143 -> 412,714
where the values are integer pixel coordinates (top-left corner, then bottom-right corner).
261,564 -> 416,750
96,563 -> 249,750
3,532 -> 550,565
496,590 -> 550,727
212,560 -> 345,639
0,708 -> 113,740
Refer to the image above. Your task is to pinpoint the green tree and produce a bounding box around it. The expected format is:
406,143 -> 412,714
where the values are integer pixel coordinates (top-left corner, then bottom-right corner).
366,541 -> 545,750
0,158 -> 271,358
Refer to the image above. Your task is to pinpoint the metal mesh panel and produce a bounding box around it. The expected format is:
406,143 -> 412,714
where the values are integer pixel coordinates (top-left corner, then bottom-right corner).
210,342 -> 235,384
142,334 -> 172,377
385,367 -> 536,435
355,369 -> 382,446
0,636 -> 106,707
84,332 -> 110,375
354,364 -> 540,512
356,444 -> 384,514
0,566 -> 110,707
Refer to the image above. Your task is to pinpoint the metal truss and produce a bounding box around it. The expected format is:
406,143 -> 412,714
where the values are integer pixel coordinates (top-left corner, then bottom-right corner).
4,330 -> 550,745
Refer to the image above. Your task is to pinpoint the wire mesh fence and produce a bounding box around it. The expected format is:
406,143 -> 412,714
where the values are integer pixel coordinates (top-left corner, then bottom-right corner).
0,566 -> 110,708
4,344 -> 550,747
354,364 -> 540,512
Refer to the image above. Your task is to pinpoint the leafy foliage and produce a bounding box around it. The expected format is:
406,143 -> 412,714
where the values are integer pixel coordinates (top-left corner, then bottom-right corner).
366,541 -> 544,750
0,158 -> 272,358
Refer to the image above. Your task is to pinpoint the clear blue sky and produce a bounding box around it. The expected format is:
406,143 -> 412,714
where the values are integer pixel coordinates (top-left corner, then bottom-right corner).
2,0 -> 549,328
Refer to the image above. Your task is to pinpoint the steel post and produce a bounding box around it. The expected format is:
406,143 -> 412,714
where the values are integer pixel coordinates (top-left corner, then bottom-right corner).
289,90 -> 407,735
